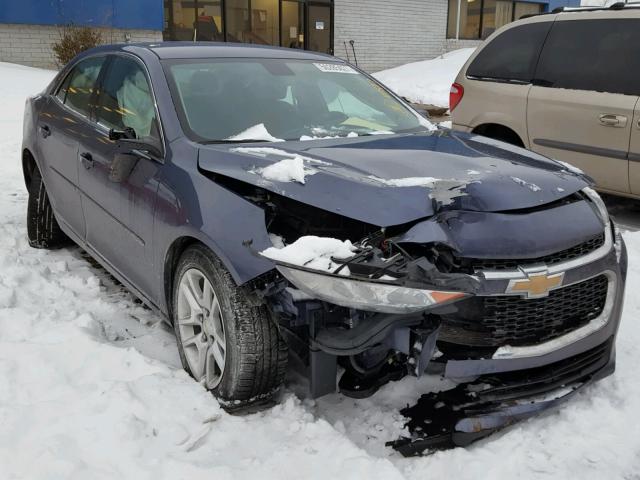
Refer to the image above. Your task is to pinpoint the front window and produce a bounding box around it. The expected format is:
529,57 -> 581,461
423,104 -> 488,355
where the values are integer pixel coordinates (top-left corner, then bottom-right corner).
96,57 -> 161,143
164,58 -> 429,142
447,0 -> 543,40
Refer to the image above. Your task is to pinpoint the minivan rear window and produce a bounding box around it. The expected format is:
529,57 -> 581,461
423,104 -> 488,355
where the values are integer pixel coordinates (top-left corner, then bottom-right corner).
467,22 -> 551,83
533,19 -> 640,96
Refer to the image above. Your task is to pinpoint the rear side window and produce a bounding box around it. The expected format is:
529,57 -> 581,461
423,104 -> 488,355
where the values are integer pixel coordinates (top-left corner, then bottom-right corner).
56,56 -> 106,117
534,19 -> 640,96
467,22 -> 551,82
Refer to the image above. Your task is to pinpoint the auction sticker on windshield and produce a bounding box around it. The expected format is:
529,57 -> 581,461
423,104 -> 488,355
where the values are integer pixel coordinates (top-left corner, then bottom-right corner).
313,63 -> 358,74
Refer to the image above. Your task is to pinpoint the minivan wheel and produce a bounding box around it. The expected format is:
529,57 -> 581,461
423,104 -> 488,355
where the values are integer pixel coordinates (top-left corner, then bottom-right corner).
172,245 -> 287,409
26,167 -> 69,249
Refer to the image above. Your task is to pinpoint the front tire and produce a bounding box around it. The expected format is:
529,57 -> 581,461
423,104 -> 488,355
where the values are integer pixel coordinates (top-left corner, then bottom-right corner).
26,167 -> 69,249
172,245 -> 287,409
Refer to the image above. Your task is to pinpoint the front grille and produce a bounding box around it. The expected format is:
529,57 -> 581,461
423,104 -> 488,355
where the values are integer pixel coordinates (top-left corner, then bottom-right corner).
467,233 -> 605,271
440,275 -> 609,347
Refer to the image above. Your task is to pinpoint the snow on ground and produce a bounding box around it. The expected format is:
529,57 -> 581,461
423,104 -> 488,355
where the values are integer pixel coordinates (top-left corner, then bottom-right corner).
1,61 -> 640,479
580,0 -> 618,6
373,48 -> 476,108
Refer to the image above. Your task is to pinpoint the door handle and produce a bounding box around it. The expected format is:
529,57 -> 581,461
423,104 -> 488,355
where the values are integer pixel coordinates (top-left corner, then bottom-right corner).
39,124 -> 51,138
80,152 -> 94,169
599,114 -> 627,128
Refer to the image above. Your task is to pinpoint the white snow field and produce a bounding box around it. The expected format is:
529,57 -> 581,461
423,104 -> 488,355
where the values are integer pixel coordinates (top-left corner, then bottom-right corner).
1,61 -> 639,479
373,48 -> 476,109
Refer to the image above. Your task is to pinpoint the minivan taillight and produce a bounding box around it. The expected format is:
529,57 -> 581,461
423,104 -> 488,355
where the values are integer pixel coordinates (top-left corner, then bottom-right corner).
450,83 -> 464,112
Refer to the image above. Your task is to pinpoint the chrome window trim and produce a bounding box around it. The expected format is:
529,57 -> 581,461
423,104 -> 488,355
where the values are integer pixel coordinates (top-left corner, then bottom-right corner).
491,270 -> 616,359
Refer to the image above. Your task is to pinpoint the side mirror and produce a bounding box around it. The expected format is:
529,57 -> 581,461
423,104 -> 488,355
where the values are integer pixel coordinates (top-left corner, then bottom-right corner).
109,127 -> 137,141
117,138 -> 163,160
109,127 -> 163,161
109,152 -> 139,183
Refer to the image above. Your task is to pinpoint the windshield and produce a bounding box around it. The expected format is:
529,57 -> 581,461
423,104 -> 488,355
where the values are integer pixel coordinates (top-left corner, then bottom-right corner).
164,58 -> 432,142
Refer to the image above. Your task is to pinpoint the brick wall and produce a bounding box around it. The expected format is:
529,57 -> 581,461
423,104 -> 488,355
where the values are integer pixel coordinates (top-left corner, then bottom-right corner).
0,24 -> 162,69
334,0 -> 481,72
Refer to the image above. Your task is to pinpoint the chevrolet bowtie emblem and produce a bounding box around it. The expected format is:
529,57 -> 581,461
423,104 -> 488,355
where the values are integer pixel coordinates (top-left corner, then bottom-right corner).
506,272 -> 565,299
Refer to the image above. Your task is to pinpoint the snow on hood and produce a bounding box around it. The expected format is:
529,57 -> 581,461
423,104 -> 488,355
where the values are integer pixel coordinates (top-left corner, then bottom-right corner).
198,130 -> 590,227
261,236 -> 356,274
250,157 -> 317,184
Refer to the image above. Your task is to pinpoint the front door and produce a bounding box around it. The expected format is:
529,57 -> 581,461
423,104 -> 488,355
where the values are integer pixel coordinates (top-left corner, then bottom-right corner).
78,54 -> 163,301
307,3 -> 332,54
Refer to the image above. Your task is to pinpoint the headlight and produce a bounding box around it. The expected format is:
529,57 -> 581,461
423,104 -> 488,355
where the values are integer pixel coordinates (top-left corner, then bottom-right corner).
582,187 -> 610,227
277,265 -> 468,314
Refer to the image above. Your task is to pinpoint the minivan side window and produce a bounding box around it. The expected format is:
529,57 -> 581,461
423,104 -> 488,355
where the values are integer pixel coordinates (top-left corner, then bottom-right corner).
95,56 -> 160,141
55,56 -> 106,117
466,22 -> 551,83
534,19 -> 640,96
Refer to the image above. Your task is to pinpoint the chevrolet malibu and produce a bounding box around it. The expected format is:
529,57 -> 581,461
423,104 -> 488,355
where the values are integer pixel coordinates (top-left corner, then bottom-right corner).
22,43 -> 626,454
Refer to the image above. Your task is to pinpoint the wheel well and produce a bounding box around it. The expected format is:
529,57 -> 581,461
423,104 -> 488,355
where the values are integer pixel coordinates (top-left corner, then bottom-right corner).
472,124 -> 524,148
163,236 -> 203,322
22,149 -> 37,190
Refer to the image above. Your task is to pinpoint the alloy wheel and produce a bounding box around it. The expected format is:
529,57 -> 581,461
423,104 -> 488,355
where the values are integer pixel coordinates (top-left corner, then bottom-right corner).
176,268 -> 227,389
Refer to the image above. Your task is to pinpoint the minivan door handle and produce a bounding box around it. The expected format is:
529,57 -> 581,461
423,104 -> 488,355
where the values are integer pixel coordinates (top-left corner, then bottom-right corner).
80,152 -> 94,169
599,114 -> 627,128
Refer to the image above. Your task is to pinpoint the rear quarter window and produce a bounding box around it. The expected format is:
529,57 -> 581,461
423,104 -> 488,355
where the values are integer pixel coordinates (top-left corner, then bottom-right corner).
467,22 -> 552,82
533,18 -> 640,96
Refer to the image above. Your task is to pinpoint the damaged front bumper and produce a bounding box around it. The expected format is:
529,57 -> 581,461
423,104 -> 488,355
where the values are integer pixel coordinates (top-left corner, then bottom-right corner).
390,336 -> 616,455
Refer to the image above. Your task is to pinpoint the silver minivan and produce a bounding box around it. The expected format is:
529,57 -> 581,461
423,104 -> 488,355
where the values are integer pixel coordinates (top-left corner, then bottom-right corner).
451,4 -> 640,198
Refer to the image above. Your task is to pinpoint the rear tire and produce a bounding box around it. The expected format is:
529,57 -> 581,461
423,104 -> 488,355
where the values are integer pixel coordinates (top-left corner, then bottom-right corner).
172,244 -> 287,410
26,167 -> 69,249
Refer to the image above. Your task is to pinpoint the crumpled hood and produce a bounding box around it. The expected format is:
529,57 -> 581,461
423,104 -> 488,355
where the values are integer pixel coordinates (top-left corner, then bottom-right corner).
198,130 -> 590,227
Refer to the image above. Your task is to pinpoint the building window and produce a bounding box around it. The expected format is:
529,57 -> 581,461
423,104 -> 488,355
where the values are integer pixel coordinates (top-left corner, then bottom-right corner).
447,0 -> 543,40
164,1 -> 224,41
281,1 -> 304,49
225,0 -> 250,42
164,0 -> 333,53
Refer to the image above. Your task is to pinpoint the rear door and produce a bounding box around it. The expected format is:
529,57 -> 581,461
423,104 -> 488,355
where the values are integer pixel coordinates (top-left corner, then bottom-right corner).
37,56 -> 107,239
78,54 -> 163,299
527,14 -> 640,194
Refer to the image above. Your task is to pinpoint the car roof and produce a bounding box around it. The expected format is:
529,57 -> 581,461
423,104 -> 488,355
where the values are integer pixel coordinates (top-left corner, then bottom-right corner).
521,1 -> 640,19
85,42 -> 340,62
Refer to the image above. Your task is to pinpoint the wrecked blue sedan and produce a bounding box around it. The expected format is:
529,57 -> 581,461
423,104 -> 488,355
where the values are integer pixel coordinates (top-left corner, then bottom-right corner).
22,43 -> 626,454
